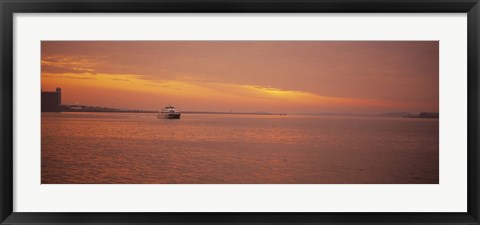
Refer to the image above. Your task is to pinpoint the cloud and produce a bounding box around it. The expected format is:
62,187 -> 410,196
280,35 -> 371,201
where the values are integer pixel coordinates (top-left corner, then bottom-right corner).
42,55 -> 99,74
42,73 -> 97,80
42,70 -> 417,113
40,49 -> 427,113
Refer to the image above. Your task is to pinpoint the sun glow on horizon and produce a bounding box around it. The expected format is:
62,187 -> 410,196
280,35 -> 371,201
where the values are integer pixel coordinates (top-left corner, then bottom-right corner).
42,71 -> 416,113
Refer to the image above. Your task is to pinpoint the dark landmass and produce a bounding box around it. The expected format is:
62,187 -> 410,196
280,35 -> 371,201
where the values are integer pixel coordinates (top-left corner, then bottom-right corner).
42,105 -> 156,113
403,112 -> 439,119
378,112 -> 438,118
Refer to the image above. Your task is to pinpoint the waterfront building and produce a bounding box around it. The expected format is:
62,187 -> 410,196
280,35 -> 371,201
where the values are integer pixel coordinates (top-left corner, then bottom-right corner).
41,88 -> 61,111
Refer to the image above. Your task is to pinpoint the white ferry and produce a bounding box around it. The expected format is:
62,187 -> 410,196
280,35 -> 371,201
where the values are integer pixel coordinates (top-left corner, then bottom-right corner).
158,105 -> 181,119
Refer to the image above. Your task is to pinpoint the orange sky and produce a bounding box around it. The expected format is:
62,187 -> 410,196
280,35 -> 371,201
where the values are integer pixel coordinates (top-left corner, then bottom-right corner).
41,41 -> 439,114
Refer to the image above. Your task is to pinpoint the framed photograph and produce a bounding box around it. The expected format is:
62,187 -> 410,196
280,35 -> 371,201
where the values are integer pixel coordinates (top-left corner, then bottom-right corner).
1,0 -> 479,224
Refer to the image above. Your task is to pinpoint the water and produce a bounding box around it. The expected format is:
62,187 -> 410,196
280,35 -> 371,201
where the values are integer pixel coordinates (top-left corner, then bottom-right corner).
41,112 -> 439,184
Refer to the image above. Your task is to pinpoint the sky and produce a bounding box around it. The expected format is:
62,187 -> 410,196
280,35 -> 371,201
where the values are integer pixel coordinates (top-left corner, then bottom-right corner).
41,41 -> 439,114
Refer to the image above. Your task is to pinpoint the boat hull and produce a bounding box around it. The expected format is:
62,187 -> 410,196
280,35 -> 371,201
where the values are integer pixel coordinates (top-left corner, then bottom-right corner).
158,113 -> 181,119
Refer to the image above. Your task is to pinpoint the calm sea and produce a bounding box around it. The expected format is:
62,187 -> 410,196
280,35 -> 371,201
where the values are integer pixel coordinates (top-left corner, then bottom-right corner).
41,112 -> 439,184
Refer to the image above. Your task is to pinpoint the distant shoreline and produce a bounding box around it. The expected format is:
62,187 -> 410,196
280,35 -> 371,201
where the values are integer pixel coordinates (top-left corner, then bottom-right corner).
41,110 -> 440,119
41,105 -> 438,118
42,110 -> 287,116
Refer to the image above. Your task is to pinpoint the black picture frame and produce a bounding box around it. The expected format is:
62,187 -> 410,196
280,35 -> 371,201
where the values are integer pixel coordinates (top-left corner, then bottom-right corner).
1,0 -> 479,224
